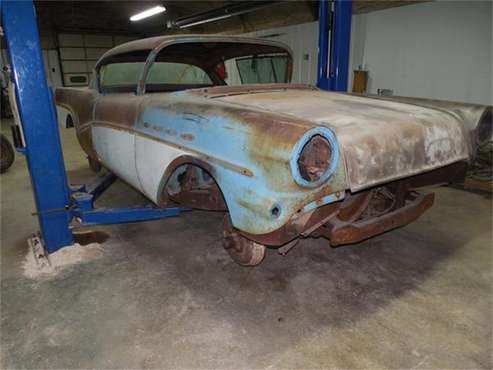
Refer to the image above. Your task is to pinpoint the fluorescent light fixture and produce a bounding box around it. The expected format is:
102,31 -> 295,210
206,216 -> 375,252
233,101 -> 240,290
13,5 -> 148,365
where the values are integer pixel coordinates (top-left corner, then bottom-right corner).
130,5 -> 166,22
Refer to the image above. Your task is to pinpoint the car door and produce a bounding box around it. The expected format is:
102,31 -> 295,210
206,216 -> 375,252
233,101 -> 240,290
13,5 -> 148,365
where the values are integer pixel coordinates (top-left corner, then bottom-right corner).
91,54 -> 154,192
93,92 -> 144,192
133,59 -> 215,203
92,93 -> 142,191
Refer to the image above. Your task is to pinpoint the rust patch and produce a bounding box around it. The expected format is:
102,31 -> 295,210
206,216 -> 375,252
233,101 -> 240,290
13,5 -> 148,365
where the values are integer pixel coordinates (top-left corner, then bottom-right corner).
298,134 -> 332,182
169,165 -> 227,211
180,133 -> 195,141
325,191 -> 434,246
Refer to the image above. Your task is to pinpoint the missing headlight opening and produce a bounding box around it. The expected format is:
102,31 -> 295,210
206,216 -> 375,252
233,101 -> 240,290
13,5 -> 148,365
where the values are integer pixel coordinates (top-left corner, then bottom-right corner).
297,134 -> 332,182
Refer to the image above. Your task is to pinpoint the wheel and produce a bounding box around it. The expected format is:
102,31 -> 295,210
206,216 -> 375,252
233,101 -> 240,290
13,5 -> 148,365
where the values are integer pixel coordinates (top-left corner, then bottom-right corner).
87,156 -> 102,173
0,134 -> 14,174
222,215 -> 266,266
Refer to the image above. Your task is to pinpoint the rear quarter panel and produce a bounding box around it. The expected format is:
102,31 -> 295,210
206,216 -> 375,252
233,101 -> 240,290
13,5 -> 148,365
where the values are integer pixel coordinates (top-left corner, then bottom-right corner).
55,87 -> 98,159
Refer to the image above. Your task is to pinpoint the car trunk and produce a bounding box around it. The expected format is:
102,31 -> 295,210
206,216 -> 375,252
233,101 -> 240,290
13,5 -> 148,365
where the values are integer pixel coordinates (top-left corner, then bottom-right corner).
208,88 -> 473,191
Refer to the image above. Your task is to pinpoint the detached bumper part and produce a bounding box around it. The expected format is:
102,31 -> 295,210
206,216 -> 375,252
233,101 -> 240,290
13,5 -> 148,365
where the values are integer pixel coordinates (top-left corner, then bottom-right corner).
224,186 -> 435,265
318,191 -> 435,246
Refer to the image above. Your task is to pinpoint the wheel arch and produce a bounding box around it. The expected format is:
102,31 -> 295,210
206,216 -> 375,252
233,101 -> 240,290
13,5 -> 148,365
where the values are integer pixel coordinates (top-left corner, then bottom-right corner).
156,154 -> 228,210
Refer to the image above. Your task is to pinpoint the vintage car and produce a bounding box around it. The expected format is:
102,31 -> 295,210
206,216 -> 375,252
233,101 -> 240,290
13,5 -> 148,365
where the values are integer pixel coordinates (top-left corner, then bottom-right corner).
56,35 -> 492,266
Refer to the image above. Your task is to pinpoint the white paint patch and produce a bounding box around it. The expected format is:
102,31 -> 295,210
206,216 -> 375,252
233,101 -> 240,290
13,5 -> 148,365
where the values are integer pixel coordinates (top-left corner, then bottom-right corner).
22,242 -> 103,280
92,125 -> 142,191
135,135 -> 190,202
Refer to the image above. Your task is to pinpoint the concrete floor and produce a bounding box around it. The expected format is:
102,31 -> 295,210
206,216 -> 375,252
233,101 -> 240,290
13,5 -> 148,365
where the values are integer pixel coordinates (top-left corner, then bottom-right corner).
1,118 -> 492,369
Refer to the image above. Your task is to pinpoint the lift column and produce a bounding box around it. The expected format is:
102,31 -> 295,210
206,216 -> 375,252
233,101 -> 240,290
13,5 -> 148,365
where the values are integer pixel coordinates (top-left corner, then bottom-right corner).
317,0 -> 352,91
1,0 -> 74,252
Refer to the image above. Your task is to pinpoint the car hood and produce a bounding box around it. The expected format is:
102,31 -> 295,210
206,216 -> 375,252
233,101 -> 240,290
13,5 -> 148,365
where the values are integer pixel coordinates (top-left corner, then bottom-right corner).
193,85 -> 486,191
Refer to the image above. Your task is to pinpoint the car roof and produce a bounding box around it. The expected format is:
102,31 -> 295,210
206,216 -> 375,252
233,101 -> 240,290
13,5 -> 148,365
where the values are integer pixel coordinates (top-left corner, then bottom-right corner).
97,34 -> 292,66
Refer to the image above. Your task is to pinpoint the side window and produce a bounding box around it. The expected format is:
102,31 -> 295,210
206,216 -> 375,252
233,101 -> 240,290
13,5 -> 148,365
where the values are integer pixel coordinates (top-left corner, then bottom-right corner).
147,62 -> 212,85
224,54 -> 289,85
99,62 -> 145,91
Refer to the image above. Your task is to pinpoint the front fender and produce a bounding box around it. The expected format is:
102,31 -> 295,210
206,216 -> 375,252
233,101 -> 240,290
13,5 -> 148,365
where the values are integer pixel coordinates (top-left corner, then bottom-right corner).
134,96 -> 347,235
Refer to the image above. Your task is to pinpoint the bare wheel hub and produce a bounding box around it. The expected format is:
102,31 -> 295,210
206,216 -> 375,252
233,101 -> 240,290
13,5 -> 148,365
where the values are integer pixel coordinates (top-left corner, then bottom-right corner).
222,215 -> 266,266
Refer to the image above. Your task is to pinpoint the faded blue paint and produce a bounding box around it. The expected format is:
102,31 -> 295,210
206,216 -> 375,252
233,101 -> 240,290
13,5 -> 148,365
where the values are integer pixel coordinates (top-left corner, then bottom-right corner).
289,126 -> 340,188
135,95 -> 347,235
302,193 -> 343,213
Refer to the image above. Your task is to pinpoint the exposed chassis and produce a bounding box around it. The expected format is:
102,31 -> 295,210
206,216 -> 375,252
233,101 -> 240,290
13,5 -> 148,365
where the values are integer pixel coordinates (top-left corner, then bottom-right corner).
221,162 -> 465,265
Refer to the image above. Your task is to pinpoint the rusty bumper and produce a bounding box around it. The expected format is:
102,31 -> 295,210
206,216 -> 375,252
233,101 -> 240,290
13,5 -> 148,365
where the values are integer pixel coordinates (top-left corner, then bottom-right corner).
319,191 -> 435,246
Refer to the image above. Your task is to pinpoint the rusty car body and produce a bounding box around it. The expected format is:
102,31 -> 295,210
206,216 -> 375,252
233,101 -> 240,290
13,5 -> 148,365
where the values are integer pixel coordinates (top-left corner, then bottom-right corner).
56,35 -> 492,265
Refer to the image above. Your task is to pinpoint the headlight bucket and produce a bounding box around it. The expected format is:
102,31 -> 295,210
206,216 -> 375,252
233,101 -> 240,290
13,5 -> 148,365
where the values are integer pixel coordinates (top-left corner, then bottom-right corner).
290,127 -> 340,188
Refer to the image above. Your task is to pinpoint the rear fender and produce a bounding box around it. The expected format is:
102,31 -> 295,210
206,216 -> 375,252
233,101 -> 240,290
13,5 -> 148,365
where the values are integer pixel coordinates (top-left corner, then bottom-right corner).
55,87 -> 98,158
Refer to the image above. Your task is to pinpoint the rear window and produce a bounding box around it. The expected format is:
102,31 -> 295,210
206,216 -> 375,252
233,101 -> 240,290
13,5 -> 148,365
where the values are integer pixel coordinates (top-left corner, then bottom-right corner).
100,62 -> 144,88
147,62 -> 211,84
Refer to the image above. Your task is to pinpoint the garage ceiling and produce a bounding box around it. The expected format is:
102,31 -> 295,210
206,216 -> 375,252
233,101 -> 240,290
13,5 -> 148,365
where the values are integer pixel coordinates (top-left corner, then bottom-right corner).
35,1 -> 429,36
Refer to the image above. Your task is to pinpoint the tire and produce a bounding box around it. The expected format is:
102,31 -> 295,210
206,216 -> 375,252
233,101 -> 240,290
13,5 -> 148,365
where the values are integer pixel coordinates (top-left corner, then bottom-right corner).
0,134 -> 15,174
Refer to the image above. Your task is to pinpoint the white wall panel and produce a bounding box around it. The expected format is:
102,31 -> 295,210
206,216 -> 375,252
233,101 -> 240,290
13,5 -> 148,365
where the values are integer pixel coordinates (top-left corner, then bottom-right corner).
61,60 -> 88,73
350,1 -> 492,105
114,36 -> 138,45
84,34 -> 113,47
57,33 -> 132,87
46,50 -> 63,88
241,22 -> 319,85
85,48 -> 109,60
58,33 -> 84,47
239,1 -> 491,105
59,47 -> 86,60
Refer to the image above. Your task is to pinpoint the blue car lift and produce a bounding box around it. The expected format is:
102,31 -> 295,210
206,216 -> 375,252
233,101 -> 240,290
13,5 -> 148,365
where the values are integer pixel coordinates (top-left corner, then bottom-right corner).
317,0 -> 352,91
1,0 -> 187,254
